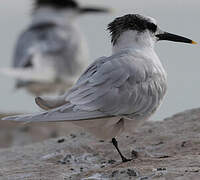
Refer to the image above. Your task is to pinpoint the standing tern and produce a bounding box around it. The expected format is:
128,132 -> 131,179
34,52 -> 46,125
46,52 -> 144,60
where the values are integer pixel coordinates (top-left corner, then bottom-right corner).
1,0 -> 111,96
3,14 -> 196,162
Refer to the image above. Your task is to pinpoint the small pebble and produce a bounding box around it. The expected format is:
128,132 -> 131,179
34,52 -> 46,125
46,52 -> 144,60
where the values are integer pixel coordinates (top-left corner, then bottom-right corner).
59,160 -> 66,165
57,138 -> 65,143
80,167 -> 84,172
181,141 -> 187,147
111,170 -> 119,177
127,169 -> 137,177
101,161 -> 106,164
131,150 -> 138,159
120,170 -> 126,174
59,154 -> 72,164
158,155 -> 170,159
108,159 -> 116,164
70,134 -> 77,139
156,167 -> 167,171
154,141 -> 164,146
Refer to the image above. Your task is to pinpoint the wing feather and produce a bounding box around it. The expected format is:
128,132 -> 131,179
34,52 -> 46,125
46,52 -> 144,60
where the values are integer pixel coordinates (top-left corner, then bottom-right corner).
3,50 -> 166,123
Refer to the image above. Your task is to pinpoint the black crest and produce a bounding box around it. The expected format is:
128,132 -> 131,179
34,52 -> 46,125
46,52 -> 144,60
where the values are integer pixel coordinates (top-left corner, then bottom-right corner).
108,14 -> 157,45
34,0 -> 79,9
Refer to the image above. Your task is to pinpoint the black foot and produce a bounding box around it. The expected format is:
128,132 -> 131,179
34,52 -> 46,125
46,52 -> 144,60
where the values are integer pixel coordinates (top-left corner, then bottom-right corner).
112,138 -> 132,163
121,156 -> 132,163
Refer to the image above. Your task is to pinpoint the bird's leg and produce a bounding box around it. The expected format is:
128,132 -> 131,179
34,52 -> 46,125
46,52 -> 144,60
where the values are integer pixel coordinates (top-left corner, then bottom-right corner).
112,138 -> 132,163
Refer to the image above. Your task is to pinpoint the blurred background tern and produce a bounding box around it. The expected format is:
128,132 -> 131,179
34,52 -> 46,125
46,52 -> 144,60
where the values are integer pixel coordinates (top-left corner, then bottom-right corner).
0,0 -> 111,96
3,14 -> 196,162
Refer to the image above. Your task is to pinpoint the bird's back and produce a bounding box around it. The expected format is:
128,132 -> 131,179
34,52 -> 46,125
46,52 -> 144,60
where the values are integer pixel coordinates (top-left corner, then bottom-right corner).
14,22 -> 82,73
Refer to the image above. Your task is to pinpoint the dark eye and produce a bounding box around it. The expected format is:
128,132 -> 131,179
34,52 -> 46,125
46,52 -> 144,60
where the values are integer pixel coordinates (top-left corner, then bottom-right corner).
147,22 -> 157,33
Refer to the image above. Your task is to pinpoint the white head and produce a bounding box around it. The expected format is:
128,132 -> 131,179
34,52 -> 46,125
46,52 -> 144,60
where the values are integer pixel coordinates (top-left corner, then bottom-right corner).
108,14 -> 196,52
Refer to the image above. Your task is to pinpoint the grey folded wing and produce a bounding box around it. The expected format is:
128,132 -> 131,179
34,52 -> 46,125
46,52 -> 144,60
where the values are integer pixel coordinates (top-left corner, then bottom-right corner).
3,52 -> 165,122
65,53 -> 158,117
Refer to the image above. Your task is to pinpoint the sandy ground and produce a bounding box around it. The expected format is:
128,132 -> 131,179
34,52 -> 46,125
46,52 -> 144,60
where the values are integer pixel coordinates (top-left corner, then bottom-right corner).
0,113 -> 84,148
0,108 -> 200,179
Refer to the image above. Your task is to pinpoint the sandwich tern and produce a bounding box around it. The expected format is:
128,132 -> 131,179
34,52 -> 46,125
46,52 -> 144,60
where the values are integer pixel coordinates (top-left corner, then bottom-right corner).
1,0 -> 111,96
3,14 -> 196,162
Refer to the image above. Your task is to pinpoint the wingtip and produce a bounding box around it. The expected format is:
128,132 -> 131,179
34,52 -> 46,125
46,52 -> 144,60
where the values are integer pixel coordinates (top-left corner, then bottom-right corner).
1,116 -> 17,121
35,96 -> 42,104
35,96 -> 50,110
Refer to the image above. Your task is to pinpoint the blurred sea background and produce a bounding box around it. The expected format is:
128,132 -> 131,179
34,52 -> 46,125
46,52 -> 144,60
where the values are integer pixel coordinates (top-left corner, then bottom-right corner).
0,0 -> 199,121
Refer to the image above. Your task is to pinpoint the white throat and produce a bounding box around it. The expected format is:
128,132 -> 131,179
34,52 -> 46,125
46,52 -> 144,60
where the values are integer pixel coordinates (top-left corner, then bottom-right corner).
32,7 -> 77,26
112,30 -> 155,54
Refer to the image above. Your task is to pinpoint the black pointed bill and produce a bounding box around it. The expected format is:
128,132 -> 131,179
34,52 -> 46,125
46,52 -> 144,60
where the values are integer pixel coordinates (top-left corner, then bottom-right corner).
156,32 -> 197,44
79,7 -> 111,14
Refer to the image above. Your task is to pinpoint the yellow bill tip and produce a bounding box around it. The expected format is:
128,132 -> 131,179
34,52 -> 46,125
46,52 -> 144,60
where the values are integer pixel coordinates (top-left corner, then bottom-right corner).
191,40 -> 198,44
